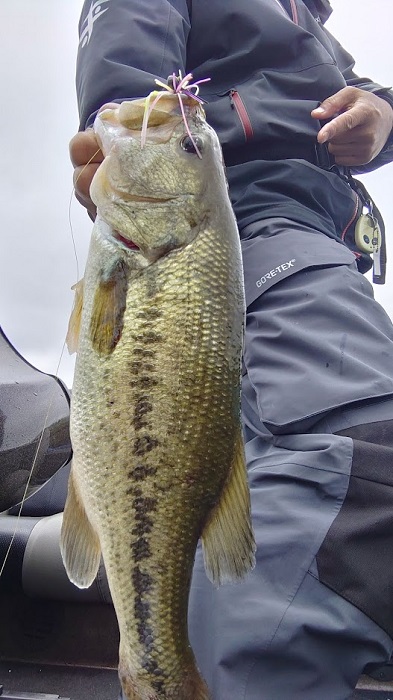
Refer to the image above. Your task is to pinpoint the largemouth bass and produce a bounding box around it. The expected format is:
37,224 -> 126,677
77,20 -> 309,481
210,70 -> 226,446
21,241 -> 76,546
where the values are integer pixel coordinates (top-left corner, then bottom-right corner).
61,94 -> 256,700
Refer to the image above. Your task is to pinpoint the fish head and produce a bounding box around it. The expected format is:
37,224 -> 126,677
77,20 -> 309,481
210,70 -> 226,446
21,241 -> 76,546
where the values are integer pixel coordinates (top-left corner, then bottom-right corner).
90,95 -> 229,263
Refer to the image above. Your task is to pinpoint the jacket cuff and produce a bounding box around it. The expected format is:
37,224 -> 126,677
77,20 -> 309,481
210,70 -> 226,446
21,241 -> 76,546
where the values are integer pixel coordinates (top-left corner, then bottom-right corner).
374,89 -> 393,154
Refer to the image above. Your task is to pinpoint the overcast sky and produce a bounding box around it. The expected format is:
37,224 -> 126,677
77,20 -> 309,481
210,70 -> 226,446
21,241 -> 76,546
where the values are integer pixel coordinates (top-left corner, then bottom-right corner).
0,1 -> 392,388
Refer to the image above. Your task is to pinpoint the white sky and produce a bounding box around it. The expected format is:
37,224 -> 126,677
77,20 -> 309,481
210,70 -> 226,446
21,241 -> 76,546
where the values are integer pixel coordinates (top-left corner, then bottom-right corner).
0,1 -> 392,388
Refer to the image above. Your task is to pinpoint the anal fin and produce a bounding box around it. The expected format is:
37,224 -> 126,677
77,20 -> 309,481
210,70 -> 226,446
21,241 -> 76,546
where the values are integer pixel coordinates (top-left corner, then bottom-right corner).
60,465 -> 101,588
201,428 -> 256,586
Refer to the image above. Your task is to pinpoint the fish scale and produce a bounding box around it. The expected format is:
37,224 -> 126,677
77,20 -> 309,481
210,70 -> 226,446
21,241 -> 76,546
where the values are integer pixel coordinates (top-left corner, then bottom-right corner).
61,97 -> 255,699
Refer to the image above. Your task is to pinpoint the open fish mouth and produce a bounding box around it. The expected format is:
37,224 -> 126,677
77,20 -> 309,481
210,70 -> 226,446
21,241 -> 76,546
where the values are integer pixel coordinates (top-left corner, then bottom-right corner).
113,230 -> 140,250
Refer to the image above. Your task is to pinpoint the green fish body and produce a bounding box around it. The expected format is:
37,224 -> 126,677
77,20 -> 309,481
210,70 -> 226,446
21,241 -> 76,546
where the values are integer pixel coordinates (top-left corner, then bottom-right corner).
61,98 -> 255,700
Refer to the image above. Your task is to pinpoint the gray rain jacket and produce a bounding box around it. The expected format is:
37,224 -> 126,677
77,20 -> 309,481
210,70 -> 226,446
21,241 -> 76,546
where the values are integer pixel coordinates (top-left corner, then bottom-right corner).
76,0 -> 393,303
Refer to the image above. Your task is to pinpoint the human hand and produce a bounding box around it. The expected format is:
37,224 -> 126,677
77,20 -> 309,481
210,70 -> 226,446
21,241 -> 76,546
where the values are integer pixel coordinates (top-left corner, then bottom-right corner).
69,103 -> 118,219
311,87 -> 393,166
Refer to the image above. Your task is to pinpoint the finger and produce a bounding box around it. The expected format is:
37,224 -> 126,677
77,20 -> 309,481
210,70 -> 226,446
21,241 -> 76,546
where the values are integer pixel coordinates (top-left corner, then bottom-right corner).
327,142 -> 372,167
326,125 -> 375,149
311,86 -> 366,144
70,104 -> 120,166
317,107 -> 365,145
330,153 -> 368,167
74,189 -> 97,221
311,86 -> 360,120
325,122 -> 362,143
73,162 -> 101,201
69,130 -> 104,167
73,171 -> 98,221
326,122 -> 382,164
97,102 -> 120,114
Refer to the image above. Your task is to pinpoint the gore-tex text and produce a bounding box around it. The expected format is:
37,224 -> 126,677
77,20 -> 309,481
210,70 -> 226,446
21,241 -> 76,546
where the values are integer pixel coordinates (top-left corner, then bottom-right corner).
256,259 -> 296,288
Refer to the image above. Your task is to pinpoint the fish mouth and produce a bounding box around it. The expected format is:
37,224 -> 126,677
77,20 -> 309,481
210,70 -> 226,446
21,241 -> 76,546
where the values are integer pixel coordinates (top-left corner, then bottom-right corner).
111,192 -> 179,251
113,188 -> 175,205
113,230 -> 140,250
125,194 -> 174,203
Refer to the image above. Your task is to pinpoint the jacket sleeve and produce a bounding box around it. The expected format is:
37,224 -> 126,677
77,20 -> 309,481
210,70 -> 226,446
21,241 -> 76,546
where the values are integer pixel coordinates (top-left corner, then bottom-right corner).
76,0 -> 191,130
323,27 -> 393,173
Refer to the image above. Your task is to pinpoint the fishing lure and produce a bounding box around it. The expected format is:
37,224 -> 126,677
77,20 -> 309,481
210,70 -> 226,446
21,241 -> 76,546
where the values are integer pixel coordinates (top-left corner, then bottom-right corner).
141,71 -> 211,158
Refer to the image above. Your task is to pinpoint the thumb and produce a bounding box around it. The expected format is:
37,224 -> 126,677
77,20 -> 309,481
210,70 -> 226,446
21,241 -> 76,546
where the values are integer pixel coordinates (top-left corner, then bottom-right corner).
311,87 -> 358,120
311,87 -> 364,144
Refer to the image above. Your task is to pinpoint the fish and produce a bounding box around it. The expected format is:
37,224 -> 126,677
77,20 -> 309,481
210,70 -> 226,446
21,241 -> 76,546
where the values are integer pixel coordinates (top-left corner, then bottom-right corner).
60,92 -> 256,700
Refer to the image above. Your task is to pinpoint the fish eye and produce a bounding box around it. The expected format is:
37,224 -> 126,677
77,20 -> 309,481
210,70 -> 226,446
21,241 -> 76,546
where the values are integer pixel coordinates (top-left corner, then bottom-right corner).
180,135 -> 203,154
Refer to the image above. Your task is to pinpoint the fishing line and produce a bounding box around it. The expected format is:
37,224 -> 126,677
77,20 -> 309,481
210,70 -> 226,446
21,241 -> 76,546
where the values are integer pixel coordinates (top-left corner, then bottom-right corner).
0,340 -> 68,580
68,191 -> 81,284
68,146 -> 102,282
0,149 -> 101,579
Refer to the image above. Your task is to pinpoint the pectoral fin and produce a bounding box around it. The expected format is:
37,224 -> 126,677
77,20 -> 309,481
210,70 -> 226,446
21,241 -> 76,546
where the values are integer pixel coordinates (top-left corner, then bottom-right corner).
201,428 -> 256,586
66,279 -> 84,354
60,465 -> 101,588
89,259 -> 128,355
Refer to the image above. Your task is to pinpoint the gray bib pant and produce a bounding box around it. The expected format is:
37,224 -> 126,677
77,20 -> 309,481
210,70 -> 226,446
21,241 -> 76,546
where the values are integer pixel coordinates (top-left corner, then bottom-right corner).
188,218 -> 393,700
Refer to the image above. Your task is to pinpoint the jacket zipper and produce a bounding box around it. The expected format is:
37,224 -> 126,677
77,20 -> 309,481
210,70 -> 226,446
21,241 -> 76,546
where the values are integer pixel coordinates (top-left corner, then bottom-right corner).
289,0 -> 299,24
230,90 -> 254,142
274,0 -> 299,24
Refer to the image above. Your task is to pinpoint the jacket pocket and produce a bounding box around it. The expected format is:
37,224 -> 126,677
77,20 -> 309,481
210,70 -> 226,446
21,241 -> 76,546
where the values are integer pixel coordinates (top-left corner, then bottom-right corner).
203,65 -> 337,153
203,84 -> 257,149
229,89 -> 254,142
242,225 -> 356,306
